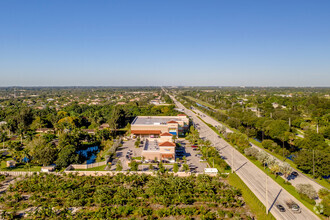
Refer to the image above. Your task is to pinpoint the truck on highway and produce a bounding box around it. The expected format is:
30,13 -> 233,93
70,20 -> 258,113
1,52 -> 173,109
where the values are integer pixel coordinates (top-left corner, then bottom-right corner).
285,200 -> 301,213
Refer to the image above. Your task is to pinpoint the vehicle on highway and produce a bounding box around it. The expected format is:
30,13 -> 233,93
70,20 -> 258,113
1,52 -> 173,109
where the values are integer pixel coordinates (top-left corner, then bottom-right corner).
286,200 -> 301,213
276,204 -> 286,212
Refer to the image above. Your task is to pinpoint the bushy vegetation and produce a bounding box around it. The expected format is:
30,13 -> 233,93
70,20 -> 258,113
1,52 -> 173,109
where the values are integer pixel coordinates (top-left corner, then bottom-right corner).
0,87 -> 183,170
176,87 -> 330,182
1,173 -> 253,219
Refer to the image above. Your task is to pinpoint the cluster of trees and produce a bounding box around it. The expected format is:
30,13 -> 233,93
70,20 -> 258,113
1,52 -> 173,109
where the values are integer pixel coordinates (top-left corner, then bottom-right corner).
178,93 -> 329,180
1,173 -> 253,219
0,96 -> 181,169
186,126 -> 230,172
0,102 -> 180,135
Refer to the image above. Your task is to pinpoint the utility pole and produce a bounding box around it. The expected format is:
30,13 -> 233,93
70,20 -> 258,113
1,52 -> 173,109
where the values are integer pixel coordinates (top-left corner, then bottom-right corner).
266,175 -> 268,214
270,113 -> 272,118
232,148 -> 234,173
289,117 -> 291,127
317,124 -> 319,134
313,149 -> 315,178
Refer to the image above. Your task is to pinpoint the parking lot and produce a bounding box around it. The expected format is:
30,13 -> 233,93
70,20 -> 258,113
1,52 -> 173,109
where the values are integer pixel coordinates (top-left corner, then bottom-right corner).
111,139 -> 142,171
177,139 -> 209,173
111,138 -> 210,173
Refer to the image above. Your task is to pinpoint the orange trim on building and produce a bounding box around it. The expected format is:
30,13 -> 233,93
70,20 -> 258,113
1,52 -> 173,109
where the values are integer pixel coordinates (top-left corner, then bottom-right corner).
162,154 -> 174,158
159,141 -> 176,147
167,120 -> 178,124
160,132 -> 173,136
131,130 -> 161,135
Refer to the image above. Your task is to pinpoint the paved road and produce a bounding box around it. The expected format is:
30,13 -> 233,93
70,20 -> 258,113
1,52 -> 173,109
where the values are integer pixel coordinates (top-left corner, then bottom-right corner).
169,94 -> 319,220
193,108 -> 324,194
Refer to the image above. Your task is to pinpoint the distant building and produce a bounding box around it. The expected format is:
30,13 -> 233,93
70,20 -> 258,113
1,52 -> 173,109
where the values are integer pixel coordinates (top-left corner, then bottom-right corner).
82,129 -> 95,134
116,102 -> 126,105
36,128 -> 55,134
0,121 -> 7,127
99,123 -> 110,129
6,160 -> 16,168
41,165 -> 56,172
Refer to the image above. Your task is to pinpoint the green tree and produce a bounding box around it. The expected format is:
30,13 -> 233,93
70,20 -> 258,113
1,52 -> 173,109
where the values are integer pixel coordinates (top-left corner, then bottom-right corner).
116,160 -> 123,171
34,144 -> 57,166
183,163 -> 190,173
55,145 -> 78,168
0,131 -> 7,149
173,163 -> 179,173
129,160 -> 139,171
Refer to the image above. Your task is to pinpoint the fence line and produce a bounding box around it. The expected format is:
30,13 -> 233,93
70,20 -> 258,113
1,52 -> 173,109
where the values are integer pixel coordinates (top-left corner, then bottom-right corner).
0,170 -> 218,177
66,137 -> 123,171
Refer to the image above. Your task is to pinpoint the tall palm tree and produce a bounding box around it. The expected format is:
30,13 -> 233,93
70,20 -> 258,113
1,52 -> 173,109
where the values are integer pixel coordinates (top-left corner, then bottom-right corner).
0,131 -> 7,149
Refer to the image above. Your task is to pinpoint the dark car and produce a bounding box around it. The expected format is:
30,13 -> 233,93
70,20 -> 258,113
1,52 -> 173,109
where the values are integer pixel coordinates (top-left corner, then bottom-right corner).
276,204 -> 286,212
291,171 -> 298,176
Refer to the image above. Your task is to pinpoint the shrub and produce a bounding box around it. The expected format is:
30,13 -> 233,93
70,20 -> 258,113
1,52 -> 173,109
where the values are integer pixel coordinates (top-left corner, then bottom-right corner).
299,193 -> 316,205
256,151 -> 269,165
244,147 -> 259,158
318,188 -> 329,200
296,184 -> 318,200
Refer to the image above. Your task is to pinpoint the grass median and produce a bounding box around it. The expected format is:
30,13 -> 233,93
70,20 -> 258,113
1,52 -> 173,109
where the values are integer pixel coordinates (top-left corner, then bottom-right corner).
228,173 -> 276,220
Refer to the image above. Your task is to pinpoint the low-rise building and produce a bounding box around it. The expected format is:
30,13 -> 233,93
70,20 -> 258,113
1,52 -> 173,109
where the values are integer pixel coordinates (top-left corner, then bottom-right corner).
131,115 -> 189,162
142,139 -> 176,161
131,115 -> 189,138
36,128 -> 55,134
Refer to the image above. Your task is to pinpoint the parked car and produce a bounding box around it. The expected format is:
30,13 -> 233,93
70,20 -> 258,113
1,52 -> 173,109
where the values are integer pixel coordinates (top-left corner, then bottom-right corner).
276,204 -> 286,212
291,171 -> 298,176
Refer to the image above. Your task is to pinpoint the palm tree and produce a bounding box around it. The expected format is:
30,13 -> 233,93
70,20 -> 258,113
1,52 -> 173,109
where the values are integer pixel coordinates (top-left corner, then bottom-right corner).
0,131 -> 7,149
280,162 -> 292,182
17,123 -> 25,145
269,163 -> 280,177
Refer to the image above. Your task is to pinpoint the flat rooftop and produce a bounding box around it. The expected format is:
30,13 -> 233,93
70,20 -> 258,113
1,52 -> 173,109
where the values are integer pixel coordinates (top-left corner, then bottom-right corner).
132,116 -> 185,125
143,140 -> 159,152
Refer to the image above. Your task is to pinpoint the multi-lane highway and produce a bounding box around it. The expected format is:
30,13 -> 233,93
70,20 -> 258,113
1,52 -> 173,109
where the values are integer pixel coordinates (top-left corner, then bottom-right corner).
192,107 -> 324,194
169,94 -> 319,220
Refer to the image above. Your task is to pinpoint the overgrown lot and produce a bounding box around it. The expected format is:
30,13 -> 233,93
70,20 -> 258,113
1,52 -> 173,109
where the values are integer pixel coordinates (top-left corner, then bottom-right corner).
0,173 -> 253,219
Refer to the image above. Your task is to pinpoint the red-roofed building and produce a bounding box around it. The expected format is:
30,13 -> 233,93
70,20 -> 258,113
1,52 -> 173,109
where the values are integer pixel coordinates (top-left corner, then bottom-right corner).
160,132 -> 173,136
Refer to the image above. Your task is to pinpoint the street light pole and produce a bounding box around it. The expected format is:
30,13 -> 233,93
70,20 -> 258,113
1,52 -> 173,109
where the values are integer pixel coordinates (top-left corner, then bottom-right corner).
266,175 -> 268,214
232,148 -> 234,173
313,149 -> 315,178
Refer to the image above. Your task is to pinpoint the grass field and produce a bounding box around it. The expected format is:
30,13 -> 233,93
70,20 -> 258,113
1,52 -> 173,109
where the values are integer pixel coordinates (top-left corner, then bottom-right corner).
73,164 -> 107,171
1,160 -> 41,172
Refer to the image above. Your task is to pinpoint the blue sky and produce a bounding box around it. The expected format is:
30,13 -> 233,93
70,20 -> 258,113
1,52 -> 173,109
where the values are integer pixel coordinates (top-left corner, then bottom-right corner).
0,0 -> 330,86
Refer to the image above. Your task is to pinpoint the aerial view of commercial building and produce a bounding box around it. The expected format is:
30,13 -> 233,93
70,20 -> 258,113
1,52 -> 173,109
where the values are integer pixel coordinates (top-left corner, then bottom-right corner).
131,115 -> 189,161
